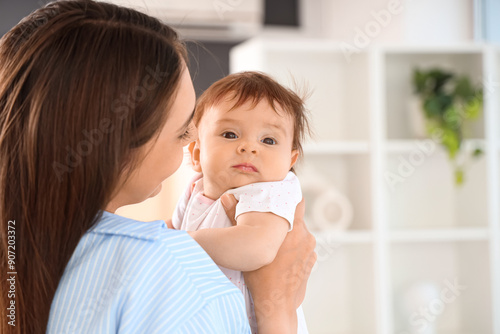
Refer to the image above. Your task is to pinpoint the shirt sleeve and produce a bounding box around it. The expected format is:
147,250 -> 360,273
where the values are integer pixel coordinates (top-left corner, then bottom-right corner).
227,172 -> 302,231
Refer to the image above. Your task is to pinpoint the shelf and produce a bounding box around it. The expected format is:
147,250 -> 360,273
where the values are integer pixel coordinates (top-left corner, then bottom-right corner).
303,141 -> 370,154
391,241 -> 492,334
381,44 -> 487,54
298,154 -> 372,230
303,244 -> 375,334
386,139 -> 486,154
384,52 -> 485,140
313,229 -> 373,244
496,50 -> 500,140
389,227 -> 489,242
231,38 -> 500,334
385,150 -> 488,229
312,228 -> 489,244
232,38 -> 491,54
232,36 -> 359,53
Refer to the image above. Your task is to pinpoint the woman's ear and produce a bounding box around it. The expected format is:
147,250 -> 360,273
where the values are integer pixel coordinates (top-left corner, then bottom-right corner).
290,149 -> 299,169
188,141 -> 202,173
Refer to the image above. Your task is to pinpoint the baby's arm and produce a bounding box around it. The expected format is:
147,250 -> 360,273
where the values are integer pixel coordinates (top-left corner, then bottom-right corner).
189,212 -> 289,272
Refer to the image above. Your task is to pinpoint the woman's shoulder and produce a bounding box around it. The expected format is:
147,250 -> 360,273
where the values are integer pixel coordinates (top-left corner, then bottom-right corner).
86,211 -> 237,297
89,209 -> 184,242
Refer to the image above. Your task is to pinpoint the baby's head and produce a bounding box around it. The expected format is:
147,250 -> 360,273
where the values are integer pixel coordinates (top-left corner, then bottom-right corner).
188,71 -> 310,199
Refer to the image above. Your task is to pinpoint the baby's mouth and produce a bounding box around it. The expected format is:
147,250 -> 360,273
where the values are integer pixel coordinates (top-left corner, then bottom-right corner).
232,163 -> 258,173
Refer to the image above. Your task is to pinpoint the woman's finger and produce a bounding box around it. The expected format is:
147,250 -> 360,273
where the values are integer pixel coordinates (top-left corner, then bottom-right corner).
221,193 -> 238,226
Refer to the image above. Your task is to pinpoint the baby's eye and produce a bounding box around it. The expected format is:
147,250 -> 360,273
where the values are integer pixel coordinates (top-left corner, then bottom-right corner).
262,137 -> 277,145
222,132 -> 238,139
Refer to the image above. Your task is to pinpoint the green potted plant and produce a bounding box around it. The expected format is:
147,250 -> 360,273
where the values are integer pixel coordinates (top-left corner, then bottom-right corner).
411,68 -> 484,186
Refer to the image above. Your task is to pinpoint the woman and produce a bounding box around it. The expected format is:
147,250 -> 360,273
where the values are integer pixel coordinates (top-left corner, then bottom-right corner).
0,0 -> 316,333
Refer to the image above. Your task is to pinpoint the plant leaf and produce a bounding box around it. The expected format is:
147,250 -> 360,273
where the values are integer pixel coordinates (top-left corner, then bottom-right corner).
413,68 -> 427,94
441,128 -> 460,159
444,106 -> 461,129
473,147 -> 483,157
424,97 -> 443,118
455,168 -> 464,186
463,96 -> 482,120
454,77 -> 475,99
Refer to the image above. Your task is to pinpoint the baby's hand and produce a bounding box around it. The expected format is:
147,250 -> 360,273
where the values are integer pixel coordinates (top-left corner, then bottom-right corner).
221,194 -> 238,226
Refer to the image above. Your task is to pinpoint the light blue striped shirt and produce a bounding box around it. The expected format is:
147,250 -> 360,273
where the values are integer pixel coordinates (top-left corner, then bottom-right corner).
47,210 -> 251,333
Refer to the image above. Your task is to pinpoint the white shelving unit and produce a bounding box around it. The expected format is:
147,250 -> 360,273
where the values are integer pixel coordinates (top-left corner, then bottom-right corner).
230,37 -> 500,334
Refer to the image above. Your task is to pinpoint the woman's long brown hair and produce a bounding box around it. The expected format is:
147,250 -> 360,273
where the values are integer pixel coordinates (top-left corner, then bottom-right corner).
0,1 -> 187,332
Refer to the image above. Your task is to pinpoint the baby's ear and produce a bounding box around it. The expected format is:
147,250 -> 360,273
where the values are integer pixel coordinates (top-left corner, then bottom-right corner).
290,149 -> 299,169
188,141 -> 202,173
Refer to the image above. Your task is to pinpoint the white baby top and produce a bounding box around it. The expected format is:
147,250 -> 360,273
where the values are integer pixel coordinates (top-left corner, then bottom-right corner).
173,171 -> 302,232
172,171 -> 308,334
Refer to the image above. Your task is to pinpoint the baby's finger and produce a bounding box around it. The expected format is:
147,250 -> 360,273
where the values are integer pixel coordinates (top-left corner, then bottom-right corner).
221,193 -> 238,226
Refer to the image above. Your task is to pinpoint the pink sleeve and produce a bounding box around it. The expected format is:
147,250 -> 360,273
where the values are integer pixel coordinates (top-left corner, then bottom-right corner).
171,173 -> 203,229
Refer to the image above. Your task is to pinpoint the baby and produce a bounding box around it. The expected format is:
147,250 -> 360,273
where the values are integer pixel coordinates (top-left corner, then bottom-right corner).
171,71 -> 311,333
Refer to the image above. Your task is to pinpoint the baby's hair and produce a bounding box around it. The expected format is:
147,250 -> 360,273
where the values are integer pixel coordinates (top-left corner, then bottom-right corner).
194,71 -> 312,168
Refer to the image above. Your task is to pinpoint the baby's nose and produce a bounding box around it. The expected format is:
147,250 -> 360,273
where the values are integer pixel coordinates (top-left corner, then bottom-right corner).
238,143 -> 257,154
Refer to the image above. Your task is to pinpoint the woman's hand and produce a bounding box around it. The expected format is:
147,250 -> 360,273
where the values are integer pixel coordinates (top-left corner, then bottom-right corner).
221,194 -> 317,334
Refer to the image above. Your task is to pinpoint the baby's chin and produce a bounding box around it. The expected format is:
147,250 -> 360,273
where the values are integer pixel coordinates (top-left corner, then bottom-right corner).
219,179 -> 256,193
207,171 -> 287,194
202,173 -> 258,198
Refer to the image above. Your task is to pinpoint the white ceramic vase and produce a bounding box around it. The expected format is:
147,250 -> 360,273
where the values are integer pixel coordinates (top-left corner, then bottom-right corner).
301,181 -> 353,232
398,281 -> 440,334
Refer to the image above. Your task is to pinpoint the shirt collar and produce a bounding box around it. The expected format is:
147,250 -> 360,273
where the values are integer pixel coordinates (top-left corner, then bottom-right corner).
89,210 -> 167,241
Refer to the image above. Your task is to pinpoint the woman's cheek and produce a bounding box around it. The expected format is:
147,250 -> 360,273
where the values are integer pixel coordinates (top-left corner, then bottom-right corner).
161,146 -> 181,178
